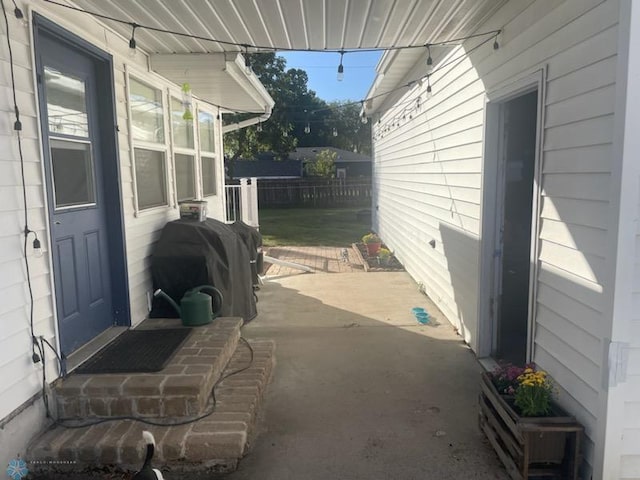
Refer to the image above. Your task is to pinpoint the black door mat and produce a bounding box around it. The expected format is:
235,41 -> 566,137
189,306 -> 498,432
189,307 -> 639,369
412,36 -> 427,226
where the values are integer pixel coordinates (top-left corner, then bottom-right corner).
74,328 -> 192,374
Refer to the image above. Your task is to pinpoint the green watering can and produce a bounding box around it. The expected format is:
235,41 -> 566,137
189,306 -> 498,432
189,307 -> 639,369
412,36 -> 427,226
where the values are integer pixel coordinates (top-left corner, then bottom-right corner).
154,286 -> 223,326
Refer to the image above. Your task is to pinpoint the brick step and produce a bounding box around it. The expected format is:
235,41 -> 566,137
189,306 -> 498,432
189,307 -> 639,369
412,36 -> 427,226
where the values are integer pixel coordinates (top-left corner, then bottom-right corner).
28,339 -> 275,476
54,317 -> 243,419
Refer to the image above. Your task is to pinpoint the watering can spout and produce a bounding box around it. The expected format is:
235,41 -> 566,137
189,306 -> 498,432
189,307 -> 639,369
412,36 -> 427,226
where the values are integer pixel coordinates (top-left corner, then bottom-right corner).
154,289 -> 181,316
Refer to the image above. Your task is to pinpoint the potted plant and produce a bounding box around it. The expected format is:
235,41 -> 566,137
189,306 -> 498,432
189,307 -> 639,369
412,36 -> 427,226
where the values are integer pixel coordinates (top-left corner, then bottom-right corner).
362,232 -> 382,256
479,364 -> 583,480
378,247 -> 392,266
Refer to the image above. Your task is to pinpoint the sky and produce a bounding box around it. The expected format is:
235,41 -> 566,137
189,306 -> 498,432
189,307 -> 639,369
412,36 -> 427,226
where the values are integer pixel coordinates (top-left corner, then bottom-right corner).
278,50 -> 382,103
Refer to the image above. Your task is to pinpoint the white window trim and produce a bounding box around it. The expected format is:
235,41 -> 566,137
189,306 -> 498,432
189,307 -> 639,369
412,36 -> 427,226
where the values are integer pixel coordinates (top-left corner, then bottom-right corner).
125,66 -> 173,216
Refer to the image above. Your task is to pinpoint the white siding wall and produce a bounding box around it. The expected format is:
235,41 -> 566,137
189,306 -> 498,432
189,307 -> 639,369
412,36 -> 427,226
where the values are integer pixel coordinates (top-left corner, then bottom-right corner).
372,0 -> 619,476
0,0 -> 226,425
0,9 -> 58,425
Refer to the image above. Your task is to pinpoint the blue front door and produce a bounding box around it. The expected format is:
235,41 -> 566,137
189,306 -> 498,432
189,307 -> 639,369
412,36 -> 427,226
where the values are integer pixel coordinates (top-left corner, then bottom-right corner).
37,32 -> 115,354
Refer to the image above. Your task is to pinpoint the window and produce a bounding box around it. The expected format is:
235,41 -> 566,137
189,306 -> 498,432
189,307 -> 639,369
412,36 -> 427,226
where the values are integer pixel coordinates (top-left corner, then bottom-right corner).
171,97 -> 196,202
129,76 -> 168,211
45,67 -> 89,137
199,110 -> 217,197
201,155 -> 216,196
171,97 -> 194,149
130,78 -> 164,143
199,111 -> 215,153
44,68 -> 97,209
50,140 -> 95,208
134,148 -> 167,208
175,153 -> 196,201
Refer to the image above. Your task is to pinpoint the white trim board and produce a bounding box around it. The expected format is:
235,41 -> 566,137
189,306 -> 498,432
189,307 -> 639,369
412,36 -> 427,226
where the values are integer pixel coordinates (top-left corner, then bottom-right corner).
477,67 -> 547,360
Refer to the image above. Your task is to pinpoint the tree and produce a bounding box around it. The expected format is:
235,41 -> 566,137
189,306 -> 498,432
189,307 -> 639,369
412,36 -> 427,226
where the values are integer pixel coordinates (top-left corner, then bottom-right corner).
224,53 -> 371,170
305,149 -> 337,178
326,101 -> 371,155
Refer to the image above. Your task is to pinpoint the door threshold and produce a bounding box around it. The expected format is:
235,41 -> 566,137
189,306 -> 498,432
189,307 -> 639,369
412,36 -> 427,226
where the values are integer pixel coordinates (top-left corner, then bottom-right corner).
65,326 -> 129,373
478,356 -> 499,373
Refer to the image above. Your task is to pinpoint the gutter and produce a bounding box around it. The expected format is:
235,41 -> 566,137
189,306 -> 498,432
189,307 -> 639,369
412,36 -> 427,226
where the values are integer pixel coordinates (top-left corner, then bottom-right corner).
221,106 -> 272,133
221,52 -> 274,133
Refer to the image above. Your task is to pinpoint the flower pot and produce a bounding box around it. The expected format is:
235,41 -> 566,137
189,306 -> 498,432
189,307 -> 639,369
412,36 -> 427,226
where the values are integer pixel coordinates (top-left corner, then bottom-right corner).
365,242 -> 381,256
478,372 -> 583,480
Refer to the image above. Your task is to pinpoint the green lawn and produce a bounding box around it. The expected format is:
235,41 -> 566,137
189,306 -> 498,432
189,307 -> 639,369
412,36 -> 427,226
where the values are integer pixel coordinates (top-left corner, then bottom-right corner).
259,208 -> 372,247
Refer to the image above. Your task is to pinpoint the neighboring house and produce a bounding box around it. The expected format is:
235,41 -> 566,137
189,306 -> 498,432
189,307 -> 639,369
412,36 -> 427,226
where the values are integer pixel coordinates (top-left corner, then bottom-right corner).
289,147 -> 372,178
0,0 -> 273,469
227,154 -> 303,180
365,0 -> 640,478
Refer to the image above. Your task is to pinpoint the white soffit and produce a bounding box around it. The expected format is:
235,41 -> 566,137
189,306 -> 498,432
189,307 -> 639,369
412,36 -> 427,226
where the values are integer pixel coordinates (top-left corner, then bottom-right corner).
150,53 -> 274,112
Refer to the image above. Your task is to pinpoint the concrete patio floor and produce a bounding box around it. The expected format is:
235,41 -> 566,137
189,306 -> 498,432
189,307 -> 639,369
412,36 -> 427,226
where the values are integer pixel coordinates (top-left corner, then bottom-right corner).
34,265 -> 507,479
222,271 -> 507,480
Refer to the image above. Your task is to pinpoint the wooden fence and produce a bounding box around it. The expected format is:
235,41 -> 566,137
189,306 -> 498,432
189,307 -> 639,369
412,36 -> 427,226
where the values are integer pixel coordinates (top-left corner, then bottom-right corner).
241,178 -> 372,208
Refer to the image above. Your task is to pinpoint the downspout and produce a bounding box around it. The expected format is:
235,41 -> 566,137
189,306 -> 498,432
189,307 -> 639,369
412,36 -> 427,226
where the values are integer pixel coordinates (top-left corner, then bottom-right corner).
221,106 -> 272,133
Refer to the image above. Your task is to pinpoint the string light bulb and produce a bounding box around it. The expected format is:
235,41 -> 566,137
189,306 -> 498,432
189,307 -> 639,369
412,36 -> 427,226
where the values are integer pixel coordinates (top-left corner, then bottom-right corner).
304,123 -> 310,134
256,121 -> 262,132
128,24 -> 138,58
14,6 -> 28,27
332,127 -> 338,137
337,50 -> 345,81
426,45 -> 433,66
493,34 -> 500,50
361,114 -> 368,124
283,130 -> 288,137
33,237 -> 43,258
426,75 -> 432,95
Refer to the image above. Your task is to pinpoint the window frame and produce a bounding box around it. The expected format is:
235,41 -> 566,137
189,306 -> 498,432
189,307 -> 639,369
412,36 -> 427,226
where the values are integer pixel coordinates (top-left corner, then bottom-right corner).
126,67 -> 172,215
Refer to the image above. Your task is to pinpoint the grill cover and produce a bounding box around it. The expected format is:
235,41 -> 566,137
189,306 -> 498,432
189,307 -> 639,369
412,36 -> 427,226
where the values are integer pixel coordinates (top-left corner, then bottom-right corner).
228,221 -> 263,285
150,218 -> 257,322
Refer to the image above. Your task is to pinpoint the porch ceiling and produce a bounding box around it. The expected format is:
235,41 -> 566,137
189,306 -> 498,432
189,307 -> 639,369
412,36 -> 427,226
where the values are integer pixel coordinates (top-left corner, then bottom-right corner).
67,0 -> 507,110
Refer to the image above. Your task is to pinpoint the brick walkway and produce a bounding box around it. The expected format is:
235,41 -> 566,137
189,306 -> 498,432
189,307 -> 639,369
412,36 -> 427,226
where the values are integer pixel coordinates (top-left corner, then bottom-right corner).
263,246 -> 365,276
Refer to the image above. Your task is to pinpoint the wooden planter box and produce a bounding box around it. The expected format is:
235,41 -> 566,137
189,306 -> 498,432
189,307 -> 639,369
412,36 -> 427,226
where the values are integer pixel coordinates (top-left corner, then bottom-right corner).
479,372 -> 583,480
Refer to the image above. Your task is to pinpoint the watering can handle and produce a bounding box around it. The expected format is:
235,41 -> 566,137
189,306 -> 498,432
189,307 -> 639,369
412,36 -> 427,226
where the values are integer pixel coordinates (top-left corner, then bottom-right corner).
192,285 -> 223,316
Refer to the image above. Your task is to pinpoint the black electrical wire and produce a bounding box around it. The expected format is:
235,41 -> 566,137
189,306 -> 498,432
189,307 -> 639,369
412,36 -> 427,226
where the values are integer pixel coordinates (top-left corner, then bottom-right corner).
1,0 -> 41,365
41,0 -> 500,55
41,0 -> 501,120
35,339 -> 51,418
52,336 -> 255,429
40,336 -> 66,378
373,34 -> 498,132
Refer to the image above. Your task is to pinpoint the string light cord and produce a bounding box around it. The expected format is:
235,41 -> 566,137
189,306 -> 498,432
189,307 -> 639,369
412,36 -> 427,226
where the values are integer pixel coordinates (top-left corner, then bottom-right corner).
224,31 -> 497,132
41,0 -> 499,55
208,29 -> 498,121
372,33 -> 498,133
41,0 -> 500,121
40,336 -> 66,378
1,0 -> 42,364
49,336 -> 255,429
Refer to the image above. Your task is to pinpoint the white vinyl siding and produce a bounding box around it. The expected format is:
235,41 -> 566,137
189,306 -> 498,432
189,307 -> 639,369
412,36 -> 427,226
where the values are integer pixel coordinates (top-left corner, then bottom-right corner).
0,9 -> 58,422
0,0 -> 228,427
372,0 -> 618,476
